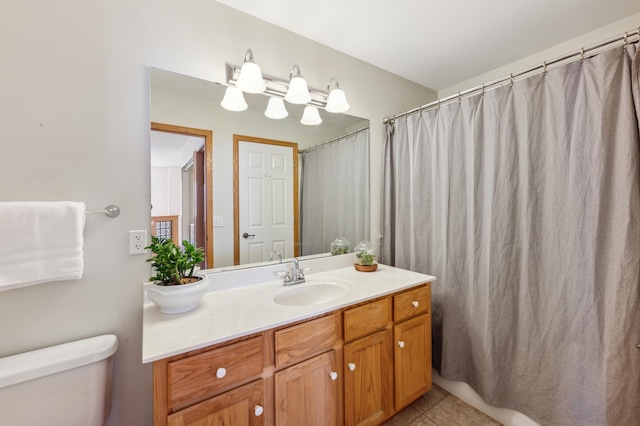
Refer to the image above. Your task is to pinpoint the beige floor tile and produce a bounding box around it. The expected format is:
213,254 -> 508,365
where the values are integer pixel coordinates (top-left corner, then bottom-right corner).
424,394 -> 502,426
407,414 -> 440,426
382,405 -> 421,425
410,384 -> 450,413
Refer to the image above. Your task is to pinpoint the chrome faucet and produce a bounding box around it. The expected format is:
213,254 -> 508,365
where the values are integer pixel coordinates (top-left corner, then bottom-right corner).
283,257 -> 306,286
268,251 -> 283,263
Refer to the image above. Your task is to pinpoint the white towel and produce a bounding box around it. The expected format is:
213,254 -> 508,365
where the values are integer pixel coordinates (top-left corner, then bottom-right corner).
0,201 -> 86,291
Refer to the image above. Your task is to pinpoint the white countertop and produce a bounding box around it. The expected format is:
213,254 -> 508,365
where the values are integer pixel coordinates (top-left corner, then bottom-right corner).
142,259 -> 435,363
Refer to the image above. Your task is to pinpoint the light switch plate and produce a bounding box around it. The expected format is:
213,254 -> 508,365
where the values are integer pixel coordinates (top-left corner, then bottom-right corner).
213,216 -> 224,227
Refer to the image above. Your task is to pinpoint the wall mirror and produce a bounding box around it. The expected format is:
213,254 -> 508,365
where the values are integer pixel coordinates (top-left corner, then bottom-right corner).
150,67 -> 370,271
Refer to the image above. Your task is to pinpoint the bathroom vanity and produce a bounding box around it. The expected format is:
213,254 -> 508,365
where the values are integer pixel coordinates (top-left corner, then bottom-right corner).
143,258 -> 435,426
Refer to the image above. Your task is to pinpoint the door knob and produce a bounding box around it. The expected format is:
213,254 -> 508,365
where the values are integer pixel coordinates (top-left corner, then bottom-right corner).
254,405 -> 264,416
216,367 -> 226,378
329,371 -> 338,380
412,301 -> 419,307
242,232 -> 255,239
348,362 -> 356,371
398,341 -> 405,348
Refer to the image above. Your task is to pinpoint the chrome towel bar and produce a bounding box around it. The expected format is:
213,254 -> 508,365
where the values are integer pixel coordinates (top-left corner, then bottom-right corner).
85,205 -> 120,218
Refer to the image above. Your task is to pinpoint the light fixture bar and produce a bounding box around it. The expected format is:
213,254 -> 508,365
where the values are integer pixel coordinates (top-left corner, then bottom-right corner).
226,64 -> 328,108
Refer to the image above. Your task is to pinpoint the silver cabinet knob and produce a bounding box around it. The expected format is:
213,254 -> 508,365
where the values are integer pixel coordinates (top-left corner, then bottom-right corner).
254,405 -> 264,416
412,301 -> 419,307
216,367 -> 227,378
398,341 -> 405,348
329,371 -> 338,381
348,362 -> 356,371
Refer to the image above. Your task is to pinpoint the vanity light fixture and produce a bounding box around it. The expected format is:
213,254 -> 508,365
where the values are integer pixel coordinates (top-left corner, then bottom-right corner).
235,49 -> 266,94
300,105 -> 322,126
264,97 -> 288,119
284,64 -> 312,104
224,51 -> 352,121
220,86 -> 248,112
325,77 -> 350,113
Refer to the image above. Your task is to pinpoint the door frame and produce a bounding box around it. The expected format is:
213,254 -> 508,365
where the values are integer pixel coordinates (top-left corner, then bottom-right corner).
233,134 -> 300,265
151,122 -> 214,268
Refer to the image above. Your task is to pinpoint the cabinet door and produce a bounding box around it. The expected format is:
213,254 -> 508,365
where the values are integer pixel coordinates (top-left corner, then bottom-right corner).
167,379 -> 264,426
344,330 -> 393,426
274,350 -> 340,426
394,313 -> 432,410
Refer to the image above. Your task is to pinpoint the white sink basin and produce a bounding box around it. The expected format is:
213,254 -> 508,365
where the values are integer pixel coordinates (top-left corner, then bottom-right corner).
273,277 -> 354,306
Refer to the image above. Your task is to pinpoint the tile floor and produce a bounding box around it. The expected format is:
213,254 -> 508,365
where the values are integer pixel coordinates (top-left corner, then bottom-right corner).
383,384 -> 502,426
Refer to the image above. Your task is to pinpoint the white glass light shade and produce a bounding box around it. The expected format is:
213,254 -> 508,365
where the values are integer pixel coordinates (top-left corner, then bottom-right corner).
285,76 -> 312,104
236,62 -> 266,93
301,105 -> 322,126
325,88 -> 350,113
264,97 -> 288,119
220,86 -> 248,112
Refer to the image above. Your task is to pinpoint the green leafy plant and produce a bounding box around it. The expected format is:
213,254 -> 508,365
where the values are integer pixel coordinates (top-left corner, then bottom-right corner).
356,249 -> 376,266
332,246 -> 349,255
145,236 -> 205,286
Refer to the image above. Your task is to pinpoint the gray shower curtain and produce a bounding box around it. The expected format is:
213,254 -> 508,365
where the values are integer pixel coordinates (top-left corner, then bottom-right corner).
383,44 -> 640,425
300,129 -> 370,255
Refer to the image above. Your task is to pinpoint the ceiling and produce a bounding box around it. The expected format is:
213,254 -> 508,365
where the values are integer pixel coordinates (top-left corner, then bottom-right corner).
215,0 -> 640,92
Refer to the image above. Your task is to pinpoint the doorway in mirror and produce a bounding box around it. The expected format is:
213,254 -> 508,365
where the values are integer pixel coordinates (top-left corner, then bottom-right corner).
150,122 -> 213,268
234,135 -> 299,265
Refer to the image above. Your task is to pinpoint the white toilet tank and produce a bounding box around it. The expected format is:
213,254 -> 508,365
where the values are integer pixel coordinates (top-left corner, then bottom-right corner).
0,334 -> 118,426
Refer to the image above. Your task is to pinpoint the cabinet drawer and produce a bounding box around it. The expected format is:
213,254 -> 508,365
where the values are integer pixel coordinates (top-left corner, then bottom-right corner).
393,284 -> 430,322
275,312 -> 340,367
168,336 -> 264,409
344,298 -> 391,342
168,379 -> 265,426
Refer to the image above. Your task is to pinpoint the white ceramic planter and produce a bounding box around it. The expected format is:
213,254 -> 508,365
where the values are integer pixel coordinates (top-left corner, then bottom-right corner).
146,274 -> 210,314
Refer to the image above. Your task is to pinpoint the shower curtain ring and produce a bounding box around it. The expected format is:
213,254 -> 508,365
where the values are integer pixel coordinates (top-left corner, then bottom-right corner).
580,48 -> 585,64
510,73 -> 514,88
458,92 -> 461,103
542,62 -> 548,77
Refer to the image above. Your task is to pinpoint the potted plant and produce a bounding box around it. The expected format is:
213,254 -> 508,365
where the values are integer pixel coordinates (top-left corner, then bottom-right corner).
144,236 -> 210,314
354,249 -> 378,272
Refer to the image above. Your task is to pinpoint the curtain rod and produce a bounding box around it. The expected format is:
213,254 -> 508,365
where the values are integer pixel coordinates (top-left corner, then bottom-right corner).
383,27 -> 640,124
299,126 -> 370,153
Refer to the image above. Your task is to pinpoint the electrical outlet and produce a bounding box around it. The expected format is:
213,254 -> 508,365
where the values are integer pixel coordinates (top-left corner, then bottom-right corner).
129,230 -> 147,255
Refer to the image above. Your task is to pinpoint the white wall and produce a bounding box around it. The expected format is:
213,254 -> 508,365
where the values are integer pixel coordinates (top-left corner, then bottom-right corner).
0,1 -> 435,425
150,166 -> 182,218
440,12 -> 640,98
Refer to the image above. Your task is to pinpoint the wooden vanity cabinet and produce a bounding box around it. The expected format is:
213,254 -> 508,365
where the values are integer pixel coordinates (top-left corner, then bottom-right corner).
274,350 -> 341,425
153,335 -> 267,426
167,379 -> 264,426
393,285 -> 432,410
153,282 -> 432,426
343,298 -> 393,426
273,312 -> 342,425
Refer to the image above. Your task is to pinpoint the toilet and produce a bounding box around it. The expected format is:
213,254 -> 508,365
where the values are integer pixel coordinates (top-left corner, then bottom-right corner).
0,334 -> 118,426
